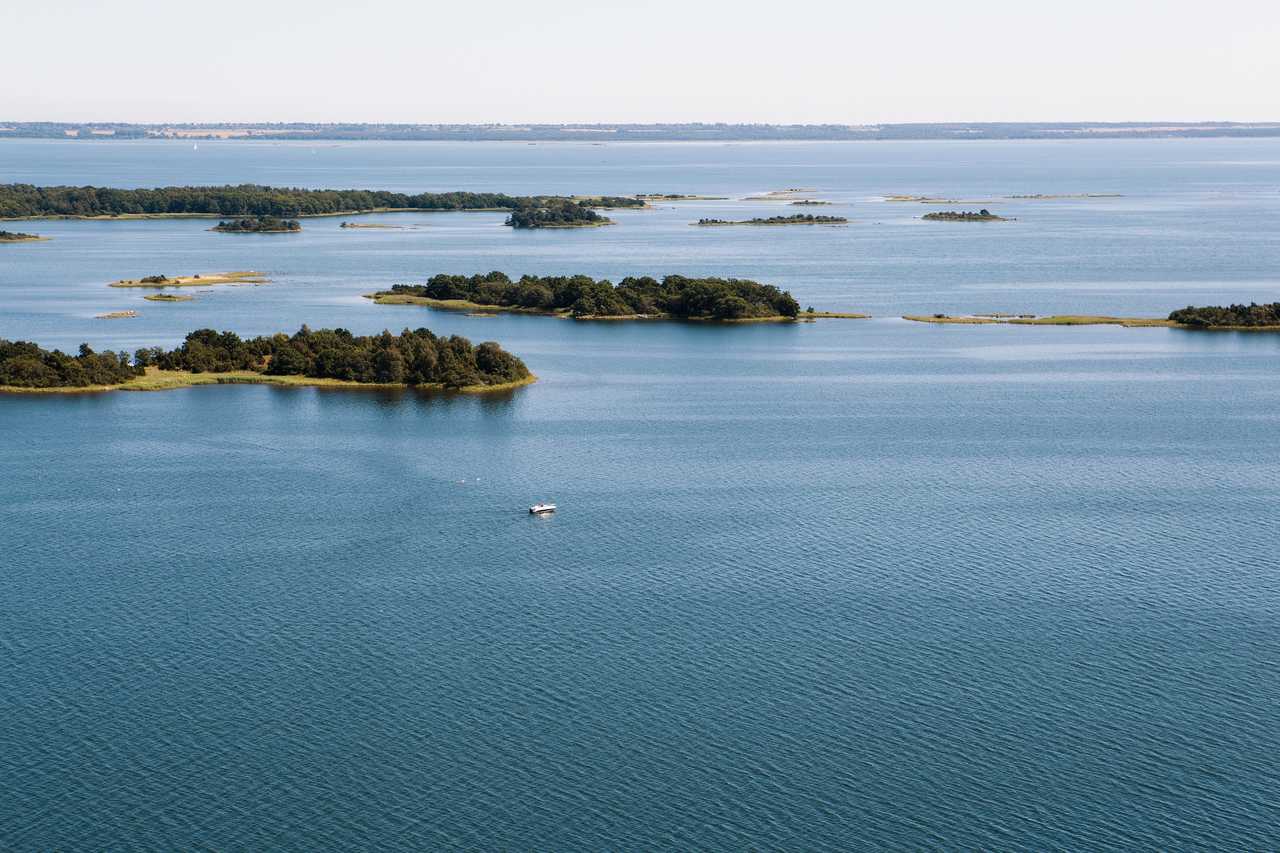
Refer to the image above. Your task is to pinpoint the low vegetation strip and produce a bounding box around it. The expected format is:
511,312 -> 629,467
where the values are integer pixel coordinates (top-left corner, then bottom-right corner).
903,313 -> 1173,326
694,214 -> 847,226
903,306 -> 1280,329
110,271 -> 267,288
0,327 -> 532,392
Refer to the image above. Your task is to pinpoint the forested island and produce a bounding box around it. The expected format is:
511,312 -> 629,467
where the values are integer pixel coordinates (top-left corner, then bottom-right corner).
694,214 -> 848,226
0,184 -> 644,220
1167,302 -> 1280,328
504,200 -> 613,228
922,210 -> 1009,221
212,216 -> 301,233
372,272 -> 815,320
0,230 -> 44,242
0,327 -> 533,393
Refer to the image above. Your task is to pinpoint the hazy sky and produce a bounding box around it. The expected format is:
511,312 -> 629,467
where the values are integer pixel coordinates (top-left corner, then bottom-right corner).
3,0 -> 1278,123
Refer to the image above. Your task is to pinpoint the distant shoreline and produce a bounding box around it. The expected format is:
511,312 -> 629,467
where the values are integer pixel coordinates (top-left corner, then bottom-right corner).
5,122 -> 1279,142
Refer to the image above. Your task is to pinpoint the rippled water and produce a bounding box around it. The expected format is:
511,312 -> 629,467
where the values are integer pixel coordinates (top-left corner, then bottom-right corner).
2,140 -> 1279,849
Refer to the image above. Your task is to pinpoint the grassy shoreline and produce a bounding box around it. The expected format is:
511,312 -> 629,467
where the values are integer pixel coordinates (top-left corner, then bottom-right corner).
366,292 -> 868,322
901,312 -> 1177,325
0,368 -> 538,396
110,271 -> 267,288
520,219 -> 614,229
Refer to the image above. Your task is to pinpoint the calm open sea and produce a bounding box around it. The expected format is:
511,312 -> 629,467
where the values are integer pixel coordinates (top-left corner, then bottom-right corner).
2,138 -> 1279,849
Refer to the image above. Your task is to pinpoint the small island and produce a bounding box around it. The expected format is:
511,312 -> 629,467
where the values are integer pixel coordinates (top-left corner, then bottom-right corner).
694,214 -> 847,226
95,310 -> 138,320
921,210 -> 1009,222
741,189 -> 819,201
0,327 -> 533,393
143,293 -> 195,302
636,193 -> 729,201
790,200 -> 833,206
369,272 -> 868,322
110,271 -> 268,288
903,313 -> 1172,327
504,200 -> 613,229
0,229 -> 45,242
339,221 -> 417,229
212,216 -> 301,233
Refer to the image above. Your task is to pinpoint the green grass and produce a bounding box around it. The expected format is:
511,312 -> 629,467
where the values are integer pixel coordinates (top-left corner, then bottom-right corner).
905,314 -> 1173,327
0,368 -> 537,395
903,314 -> 999,324
110,271 -> 267,288
1006,315 -> 1175,327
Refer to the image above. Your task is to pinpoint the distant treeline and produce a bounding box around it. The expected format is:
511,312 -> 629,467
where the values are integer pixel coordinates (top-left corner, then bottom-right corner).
0,184 -> 643,219
1168,303 -> 1280,327
1,327 -> 529,389
389,272 -> 801,319
213,216 -> 301,232
0,230 -> 40,241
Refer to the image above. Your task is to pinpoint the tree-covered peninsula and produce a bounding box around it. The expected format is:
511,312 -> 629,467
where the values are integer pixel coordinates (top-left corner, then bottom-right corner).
374,272 -> 805,320
1167,302 -> 1280,328
0,183 -> 643,220
212,216 -> 301,233
0,327 -> 532,392
0,229 -> 44,242
695,214 -> 847,226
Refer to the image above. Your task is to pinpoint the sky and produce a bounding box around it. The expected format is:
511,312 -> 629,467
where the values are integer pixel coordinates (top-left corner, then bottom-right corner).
2,0 -> 1278,124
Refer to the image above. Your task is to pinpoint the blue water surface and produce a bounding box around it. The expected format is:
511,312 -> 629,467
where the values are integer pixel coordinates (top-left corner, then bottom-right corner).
1,139 -> 1279,849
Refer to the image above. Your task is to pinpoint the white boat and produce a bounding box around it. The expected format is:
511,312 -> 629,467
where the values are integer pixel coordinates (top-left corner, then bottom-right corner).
529,502 -> 557,515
